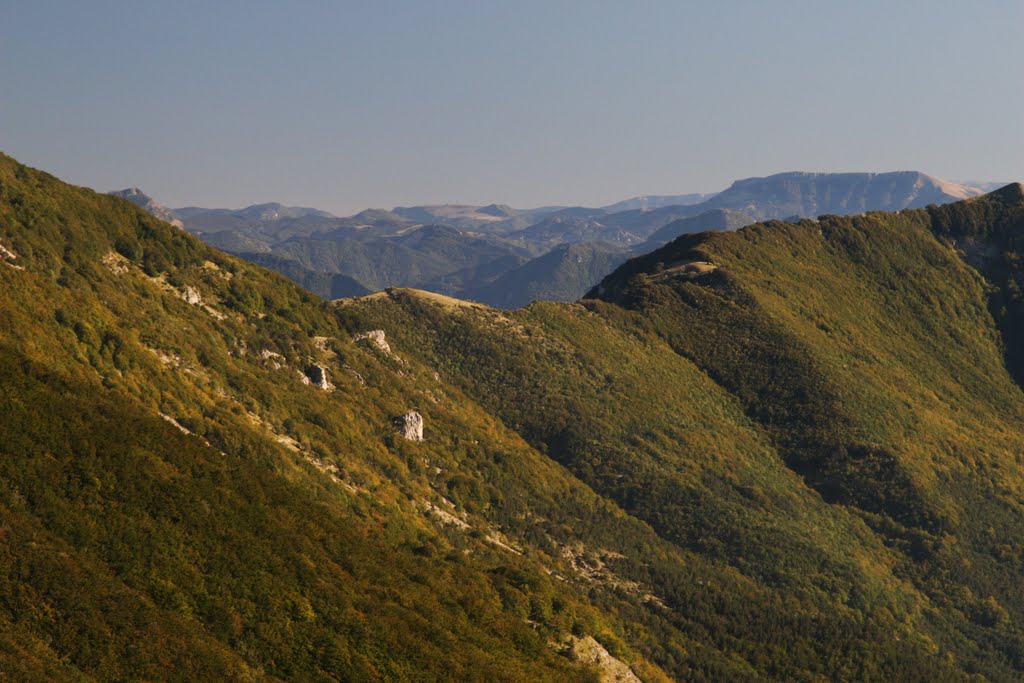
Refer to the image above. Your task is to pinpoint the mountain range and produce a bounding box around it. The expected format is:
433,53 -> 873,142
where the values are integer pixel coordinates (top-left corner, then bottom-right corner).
8,152 -> 1024,679
113,172 -> 984,309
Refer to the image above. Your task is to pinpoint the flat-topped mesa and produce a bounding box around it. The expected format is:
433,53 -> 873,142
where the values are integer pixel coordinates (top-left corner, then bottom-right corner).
353,329 -> 392,355
396,411 -> 424,441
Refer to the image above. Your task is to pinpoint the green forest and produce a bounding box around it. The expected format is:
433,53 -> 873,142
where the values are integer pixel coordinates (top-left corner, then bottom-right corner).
4,152 -> 1024,680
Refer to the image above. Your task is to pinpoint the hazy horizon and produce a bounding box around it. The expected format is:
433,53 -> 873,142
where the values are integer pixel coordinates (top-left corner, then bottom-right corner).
106,169 -> 1006,215
3,1 -> 1022,214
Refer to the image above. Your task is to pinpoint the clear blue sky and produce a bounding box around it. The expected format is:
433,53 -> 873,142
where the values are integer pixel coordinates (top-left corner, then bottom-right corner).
2,1 -> 1022,214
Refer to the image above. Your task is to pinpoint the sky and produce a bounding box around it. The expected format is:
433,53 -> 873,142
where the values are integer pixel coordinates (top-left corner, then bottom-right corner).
1,1 -> 1022,215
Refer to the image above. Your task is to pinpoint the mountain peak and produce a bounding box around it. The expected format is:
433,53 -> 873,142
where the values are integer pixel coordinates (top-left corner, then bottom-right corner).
234,203 -> 335,221
982,182 -> 1024,206
108,187 -> 183,228
110,186 -> 148,200
477,203 -> 517,217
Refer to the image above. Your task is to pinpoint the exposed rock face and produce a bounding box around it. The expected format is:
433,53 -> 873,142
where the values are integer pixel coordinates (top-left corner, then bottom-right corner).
101,250 -> 130,274
259,349 -> 284,369
0,241 -> 22,270
353,329 -> 392,355
0,241 -> 17,261
181,286 -> 203,305
304,364 -> 331,391
396,411 -> 424,441
564,636 -> 640,683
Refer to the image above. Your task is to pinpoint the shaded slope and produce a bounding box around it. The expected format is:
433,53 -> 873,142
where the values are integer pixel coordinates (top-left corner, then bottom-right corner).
926,183 -> 1024,385
271,224 -> 530,293
236,251 -> 372,299
592,195 -> 1024,675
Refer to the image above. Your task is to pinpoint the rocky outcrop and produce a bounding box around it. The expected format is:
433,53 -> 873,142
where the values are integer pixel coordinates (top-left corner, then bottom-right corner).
101,250 -> 130,274
396,411 -> 424,441
181,286 -> 203,305
0,241 -> 22,270
304,364 -> 331,391
259,349 -> 284,369
354,329 -> 392,356
564,636 -> 640,683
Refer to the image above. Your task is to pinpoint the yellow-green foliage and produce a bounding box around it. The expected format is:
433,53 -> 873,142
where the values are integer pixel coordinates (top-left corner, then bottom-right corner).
6,150 -> 1024,680
0,154 -> 665,681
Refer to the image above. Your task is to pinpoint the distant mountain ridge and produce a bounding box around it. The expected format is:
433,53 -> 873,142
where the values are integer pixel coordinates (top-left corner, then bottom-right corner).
463,241 -> 630,309
117,171 -> 989,309
601,192 -> 715,213
700,171 -> 982,219
174,203 -> 335,221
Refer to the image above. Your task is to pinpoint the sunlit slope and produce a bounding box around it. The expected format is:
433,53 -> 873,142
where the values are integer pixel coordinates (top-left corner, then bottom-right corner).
0,154 -> 685,681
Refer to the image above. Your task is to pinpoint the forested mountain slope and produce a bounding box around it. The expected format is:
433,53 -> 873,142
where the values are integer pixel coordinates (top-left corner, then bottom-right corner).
0,154 -> 681,681
5,152 -> 1024,680
346,187 -> 1024,681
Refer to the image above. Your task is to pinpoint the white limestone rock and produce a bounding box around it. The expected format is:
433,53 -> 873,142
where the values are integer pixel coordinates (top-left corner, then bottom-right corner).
396,411 -> 424,441
181,286 -> 203,305
564,636 -> 640,683
353,329 -> 392,356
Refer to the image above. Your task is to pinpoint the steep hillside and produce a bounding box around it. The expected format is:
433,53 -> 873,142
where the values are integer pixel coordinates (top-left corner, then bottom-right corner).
0,154 -> 690,681
236,252 -> 372,299
9,153 -> 1024,680
347,186 -> 1024,680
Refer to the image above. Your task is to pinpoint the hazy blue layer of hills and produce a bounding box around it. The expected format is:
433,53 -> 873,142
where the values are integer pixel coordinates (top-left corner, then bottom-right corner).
117,171 -> 984,309
462,241 -> 631,309
600,192 -> 714,213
